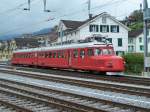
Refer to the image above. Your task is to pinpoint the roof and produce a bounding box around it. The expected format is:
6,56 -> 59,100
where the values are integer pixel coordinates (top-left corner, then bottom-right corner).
61,20 -> 85,30
128,29 -> 143,38
14,41 -> 112,53
14,37 -> 39,48
61,12 -> 130,32
61,13 -> 103,31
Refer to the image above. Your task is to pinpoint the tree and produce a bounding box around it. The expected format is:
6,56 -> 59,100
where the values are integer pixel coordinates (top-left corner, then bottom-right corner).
130,10 -> 143,22
124,10 -> 144,31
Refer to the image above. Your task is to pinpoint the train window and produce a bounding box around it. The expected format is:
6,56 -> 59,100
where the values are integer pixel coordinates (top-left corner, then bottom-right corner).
53,52 -> 57,58
80,50 -> 85,58
61,51 -> 64,58
94,48 -> 102,56
45,53 -> 49,58
102,49 -> 113,55
49,52 -> 52,58
87,49 -> 94,56
73,49 -> 78,58
57,51 -> 61,58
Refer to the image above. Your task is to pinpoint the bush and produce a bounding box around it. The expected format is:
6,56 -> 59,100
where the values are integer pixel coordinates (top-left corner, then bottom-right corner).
122,53 -> 144,73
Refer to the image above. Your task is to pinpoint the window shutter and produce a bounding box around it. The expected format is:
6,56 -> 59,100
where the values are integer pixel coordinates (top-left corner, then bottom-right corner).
107,25 -> 109,32
117,26 -> 119,32
96,25 -> 99,32
110,26 -> 113,32
100,25 -> 102,32
118,38 -> 122,47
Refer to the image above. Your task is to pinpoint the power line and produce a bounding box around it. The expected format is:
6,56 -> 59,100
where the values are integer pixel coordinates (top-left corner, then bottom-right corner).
0,0 -> 37,15
0,0 -> 130,37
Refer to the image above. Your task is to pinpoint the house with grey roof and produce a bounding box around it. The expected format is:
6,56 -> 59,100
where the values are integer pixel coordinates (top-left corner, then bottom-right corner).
128,28 -> 150,53
55,12 -> 130,55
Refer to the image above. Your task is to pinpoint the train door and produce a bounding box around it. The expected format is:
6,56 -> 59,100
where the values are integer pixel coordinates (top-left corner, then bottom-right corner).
34,52 -> 38,66
68,50 -> 72,66
78,49 -> 86,69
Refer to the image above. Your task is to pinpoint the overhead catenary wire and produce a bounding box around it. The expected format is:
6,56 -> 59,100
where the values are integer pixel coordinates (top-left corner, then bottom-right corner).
0,0 -> 130,37
0,0 -> 37,15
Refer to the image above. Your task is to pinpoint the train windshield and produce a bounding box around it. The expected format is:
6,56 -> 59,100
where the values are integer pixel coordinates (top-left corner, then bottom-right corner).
102,49 -> 114,55
94,48 -> 102,56
94,48 -> 114,56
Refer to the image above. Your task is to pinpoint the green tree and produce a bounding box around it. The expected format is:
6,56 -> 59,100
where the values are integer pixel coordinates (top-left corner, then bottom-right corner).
130,10 -> 143,22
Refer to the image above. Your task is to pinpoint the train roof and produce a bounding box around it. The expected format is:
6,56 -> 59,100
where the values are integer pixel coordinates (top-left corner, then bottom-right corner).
14,41 -> 113,53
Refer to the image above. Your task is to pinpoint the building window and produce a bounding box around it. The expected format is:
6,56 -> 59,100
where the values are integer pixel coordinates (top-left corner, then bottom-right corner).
58,32 -> 60,37
102,16 -> 107,24
111,25 -> 119,33
100,25 -> 109,33
129,38 -> 133,44
128,46 -> 134,52
118,38 -> 122,47
148,37 -> 150,43
139,37 -> 142,43
107,38 -> 112,43
89,25 -> 99,32
140,45 -> 144,51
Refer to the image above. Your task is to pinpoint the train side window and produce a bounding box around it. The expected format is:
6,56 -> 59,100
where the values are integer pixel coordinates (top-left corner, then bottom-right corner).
87,49 -> 94,56
73,49 -> 78,58
80,49 -> 85,58
61,51 -> 64,58
57,51 -> 61,58
53,52 -> 57,58
49,52 -> 52,58
95,48 -> 102,56
45,52 -> 49,58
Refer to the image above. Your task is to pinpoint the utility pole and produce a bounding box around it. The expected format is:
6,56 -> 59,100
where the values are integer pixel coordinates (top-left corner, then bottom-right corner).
24,0 -> 50,12
43,0 -> 51,12
143,0 -> 150,73
60,26 -> 63,45
88,0 -> 91,19
24,0 -> 30,11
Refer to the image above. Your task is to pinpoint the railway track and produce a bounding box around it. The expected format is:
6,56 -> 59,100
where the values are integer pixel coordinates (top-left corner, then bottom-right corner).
0,68 -> 150,98
0,78 -> 149,112
0,64 -> 150,86
0,84 -> 92,112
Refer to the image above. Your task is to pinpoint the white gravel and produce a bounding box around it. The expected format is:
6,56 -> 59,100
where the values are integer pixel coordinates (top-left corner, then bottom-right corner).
0,72 -> 150,109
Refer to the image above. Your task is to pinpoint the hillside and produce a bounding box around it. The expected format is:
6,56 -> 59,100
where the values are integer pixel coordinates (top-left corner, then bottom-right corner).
0,27 -> 51,40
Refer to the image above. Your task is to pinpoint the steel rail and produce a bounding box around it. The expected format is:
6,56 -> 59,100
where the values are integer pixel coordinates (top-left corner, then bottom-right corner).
1,65 -> 150,86
0,100 -> 33,112
0,87 -> 107,112
0,69 -> 150,98
0,78 -> 149,112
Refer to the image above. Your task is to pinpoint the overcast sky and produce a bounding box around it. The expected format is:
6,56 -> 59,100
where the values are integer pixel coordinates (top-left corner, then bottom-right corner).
0,0 -> 148,39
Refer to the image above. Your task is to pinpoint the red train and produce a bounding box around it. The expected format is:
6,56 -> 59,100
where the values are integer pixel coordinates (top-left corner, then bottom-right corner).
11,41 -> 125,74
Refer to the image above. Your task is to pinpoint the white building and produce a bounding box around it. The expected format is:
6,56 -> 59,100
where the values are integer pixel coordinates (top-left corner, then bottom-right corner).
55,12 -> 130,55
128,28 -> 150,53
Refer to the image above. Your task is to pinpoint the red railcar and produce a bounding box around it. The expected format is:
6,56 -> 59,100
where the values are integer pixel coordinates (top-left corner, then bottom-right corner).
11,41 -> 125,74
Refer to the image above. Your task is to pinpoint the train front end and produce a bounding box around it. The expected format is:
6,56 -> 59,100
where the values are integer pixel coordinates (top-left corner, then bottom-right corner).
92,47 -> 125,74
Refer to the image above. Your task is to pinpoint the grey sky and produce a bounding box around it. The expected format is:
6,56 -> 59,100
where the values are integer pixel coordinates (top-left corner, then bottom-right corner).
0,0 -> 147,39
